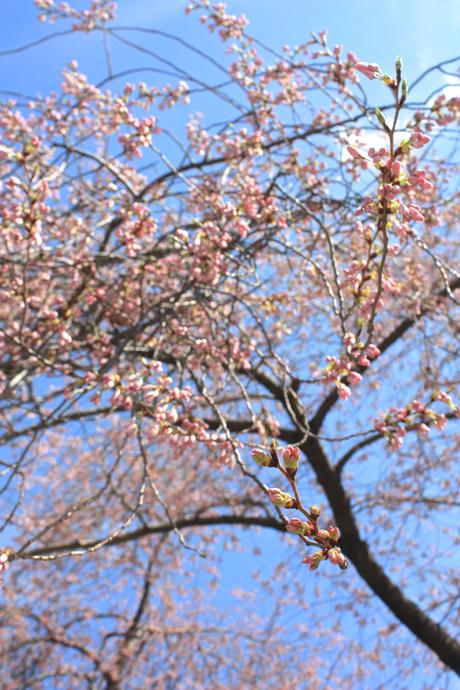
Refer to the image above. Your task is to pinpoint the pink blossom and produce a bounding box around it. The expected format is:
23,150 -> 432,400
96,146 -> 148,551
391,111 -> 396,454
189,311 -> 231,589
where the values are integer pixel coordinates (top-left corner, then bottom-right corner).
309,505 -> 321,518
391,160 -> 403,177
346,145 -> 365,160
348,370 -> 362,386
410,131 -> 431,149
417,423 -> 430,438
286,517 -> 307,535
433,414 -> 447,431
302,550 -> 326,571
355,62 -> 381,80
366,344 -> 381,359
327,548 -> 348,569
411,400 -> 425,414
337,382 -> 351,400
328,526 -> 340,542
267,487 -> 295,508
282,445 -> 300,470
316,529 -> 330,541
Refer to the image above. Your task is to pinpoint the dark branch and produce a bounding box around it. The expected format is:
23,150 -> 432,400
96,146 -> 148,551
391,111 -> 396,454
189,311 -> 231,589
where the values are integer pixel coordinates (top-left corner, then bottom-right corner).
18,514 -> 285,559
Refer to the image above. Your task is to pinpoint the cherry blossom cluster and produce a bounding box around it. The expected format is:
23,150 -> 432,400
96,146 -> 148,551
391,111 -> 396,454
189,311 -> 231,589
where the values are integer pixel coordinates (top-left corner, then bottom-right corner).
185,1 -> 249,42
35,0 -> 116,31
315,334 -> 380,400
413,93 -> 460,130
374,392 -> 460,451
347,65 -> 433,245
252,443 -> 348,571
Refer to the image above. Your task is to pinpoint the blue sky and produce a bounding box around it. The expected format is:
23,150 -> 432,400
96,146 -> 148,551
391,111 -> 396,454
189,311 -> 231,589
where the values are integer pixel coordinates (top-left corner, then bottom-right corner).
1,0 -> 460,96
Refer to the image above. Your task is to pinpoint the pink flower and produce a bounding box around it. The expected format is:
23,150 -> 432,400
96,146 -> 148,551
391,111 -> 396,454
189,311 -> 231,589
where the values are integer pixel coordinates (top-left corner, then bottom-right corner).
355,62 -> 381,80
348,370 -> 362,386
343,332 -> 356,347
417,423 -> 430,438
389,434 -> 404,450
433,414 -> 447,431
327,548 -> 348,569
411,400 -> 425,414
302,550 -> 326,571
328,525 -> 340,542
309,505 -> 321,518
407,204 -> 425,222
316,529 -> 330,541
410,131 -> 431,149
267,487 -> 296,508
391,160 -> 403,177
282,445 -> 300,470
346,145 -> 365,160
286,517 -> 307,535
366,344 -> 381,359
337,382 -> 351,400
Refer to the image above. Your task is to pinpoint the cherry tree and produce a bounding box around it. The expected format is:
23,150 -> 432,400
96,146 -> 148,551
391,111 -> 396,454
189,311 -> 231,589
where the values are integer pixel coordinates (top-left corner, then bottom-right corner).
0,1 -> 459,687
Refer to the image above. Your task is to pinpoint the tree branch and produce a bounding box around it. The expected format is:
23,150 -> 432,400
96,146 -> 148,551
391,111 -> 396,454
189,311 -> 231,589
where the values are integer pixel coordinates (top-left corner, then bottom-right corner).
310,276 -> 460,432
17,513 -> 285,560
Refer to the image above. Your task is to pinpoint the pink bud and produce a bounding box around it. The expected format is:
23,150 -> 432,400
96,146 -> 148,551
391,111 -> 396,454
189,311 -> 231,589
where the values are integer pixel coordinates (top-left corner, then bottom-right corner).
282,445 -> 300,470
328,525 -> 340,542
347,145 -> 365,160
268,488 -> 296,508
337,382 -> 351,400
286,517 -> 306,535
316,529 -> 330,541
348,371 -> 362,386
433,414 -> 447,431
409,131 -> 431,149
391,160 -> 402,177
366,344 -> 381,359
309,505 -> 321,518
355,62 -> 381,80
417,423 -> 430,438
302,550 -> 326,571
327,548 -> 348,569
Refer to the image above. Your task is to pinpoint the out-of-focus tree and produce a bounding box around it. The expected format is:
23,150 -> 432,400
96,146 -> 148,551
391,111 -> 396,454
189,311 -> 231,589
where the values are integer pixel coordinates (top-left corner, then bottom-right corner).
0,1 -> 459,687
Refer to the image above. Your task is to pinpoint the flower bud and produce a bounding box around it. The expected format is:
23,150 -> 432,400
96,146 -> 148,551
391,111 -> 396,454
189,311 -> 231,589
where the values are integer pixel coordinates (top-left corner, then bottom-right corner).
286,517 -> 306,535
282,445 -> 300,471
309,504 -> 321,518
409,131 -> 430,149
327,547 -> 348,569
328,525 -> 340,542
302,550 -> 326,571
304,520 -> 317,536
366,343 -> 381,360
375,108 -> 389,130
402,78 -> 408,99
268,488 -> 296,508
251,448 -> 272,467
391,160 -> 402,178
316,529 -> 330,542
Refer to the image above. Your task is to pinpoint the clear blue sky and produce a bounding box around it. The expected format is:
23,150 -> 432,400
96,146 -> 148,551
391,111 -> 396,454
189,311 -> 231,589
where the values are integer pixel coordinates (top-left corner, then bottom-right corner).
1,0 -> 460,95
